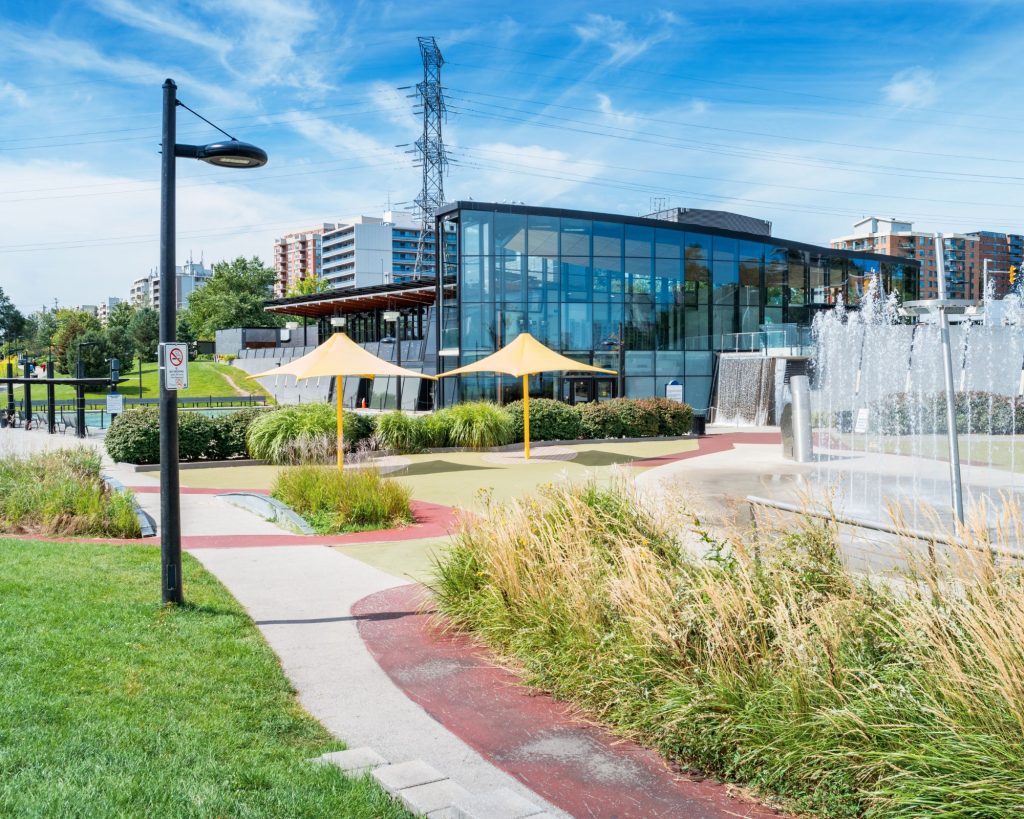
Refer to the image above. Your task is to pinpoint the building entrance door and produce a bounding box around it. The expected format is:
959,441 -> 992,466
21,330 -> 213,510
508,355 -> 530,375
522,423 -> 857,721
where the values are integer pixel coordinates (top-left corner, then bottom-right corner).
563,376 -> 617,405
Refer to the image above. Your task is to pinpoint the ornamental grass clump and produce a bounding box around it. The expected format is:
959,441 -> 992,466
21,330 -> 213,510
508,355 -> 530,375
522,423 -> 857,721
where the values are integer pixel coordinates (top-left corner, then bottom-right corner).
375,411 -> 424,453
446,401 -> 514,448
246,403 -> 374,464
434,480 -> 1024,817
271,465 -> 412,534
0,448 -> 140,538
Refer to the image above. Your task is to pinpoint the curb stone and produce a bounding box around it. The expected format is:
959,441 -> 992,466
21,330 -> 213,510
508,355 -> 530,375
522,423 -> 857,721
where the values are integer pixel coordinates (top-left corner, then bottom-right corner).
312,750 -> 548,818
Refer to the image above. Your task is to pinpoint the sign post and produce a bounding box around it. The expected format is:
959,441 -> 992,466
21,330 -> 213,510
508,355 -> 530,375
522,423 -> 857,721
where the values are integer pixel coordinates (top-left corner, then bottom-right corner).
162,342 -> 190,391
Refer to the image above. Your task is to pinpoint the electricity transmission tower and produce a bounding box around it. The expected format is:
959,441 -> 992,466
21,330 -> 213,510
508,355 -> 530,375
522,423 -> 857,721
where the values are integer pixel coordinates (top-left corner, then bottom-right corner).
410,36 -> 448,279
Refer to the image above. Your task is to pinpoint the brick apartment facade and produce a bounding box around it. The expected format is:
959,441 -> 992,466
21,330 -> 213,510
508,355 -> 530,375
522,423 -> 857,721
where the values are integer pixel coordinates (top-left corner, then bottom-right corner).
272,224 -> 337,298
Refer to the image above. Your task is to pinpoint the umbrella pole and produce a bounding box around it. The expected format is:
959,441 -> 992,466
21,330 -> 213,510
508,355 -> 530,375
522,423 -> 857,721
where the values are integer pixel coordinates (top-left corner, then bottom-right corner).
336,376 -> 344,470
522,374 -> 530,460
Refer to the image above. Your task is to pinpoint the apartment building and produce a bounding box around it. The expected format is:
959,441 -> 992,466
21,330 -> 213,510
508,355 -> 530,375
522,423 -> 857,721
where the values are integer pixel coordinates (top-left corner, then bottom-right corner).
96,297 -> 122,325
129,258 -> 213,310
272,224 -> 337,297
831,217 -> 985,300
319,211 -> 451,291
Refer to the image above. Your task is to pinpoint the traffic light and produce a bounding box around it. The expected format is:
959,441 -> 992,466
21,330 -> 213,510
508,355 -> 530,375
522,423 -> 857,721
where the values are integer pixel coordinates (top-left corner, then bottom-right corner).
1011,265 -> 1018,292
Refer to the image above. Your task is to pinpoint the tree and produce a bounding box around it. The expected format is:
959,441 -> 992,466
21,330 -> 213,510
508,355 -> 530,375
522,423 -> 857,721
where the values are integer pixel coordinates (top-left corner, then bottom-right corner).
107,301 -> 137,333
182,256 -> 283,339
31,310 -> 58,353
129,307 -> 160,362
0,285 -> 25,351
177,314 -> 198,357
53,309 -> 102,375
286,271 -> 331,297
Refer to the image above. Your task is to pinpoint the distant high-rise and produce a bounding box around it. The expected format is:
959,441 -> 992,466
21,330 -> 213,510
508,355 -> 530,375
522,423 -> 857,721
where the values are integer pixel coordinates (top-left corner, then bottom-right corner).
830,217 -> 1005,300
272,224 -> 337,297
316,212 -> 455,291
129,257 -> 212,309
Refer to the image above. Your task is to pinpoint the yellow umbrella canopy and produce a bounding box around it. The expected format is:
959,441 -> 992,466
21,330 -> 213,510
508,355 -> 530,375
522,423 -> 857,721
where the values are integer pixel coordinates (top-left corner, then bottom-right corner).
254,332 -> 435,468
253,332 -> 431,381
439,332 -> 616,459
441,332 -> 616,379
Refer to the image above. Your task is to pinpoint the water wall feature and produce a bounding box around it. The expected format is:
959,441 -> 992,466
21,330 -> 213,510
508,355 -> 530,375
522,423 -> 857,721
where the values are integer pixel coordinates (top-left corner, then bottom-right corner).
810,277 -> 1024,532
713,353 -> 776,426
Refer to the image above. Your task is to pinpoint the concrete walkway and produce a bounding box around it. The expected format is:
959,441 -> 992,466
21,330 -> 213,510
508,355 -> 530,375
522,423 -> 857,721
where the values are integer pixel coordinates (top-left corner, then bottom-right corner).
190,543 -> 569,817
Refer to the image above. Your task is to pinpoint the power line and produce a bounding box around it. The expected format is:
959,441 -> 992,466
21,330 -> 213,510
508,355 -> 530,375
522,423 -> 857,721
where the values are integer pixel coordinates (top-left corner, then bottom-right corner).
452,40 -> 1022,124
448,87 -> 1023,165
448,103 -> 1024,186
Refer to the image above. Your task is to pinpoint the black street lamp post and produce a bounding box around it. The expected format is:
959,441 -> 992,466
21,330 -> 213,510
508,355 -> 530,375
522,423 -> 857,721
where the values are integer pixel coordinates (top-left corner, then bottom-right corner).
159,79 -> 267,605
76,340 -> 97,438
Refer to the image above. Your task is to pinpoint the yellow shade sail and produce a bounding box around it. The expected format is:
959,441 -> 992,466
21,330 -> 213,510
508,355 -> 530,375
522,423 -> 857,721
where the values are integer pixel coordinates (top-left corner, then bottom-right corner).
438,332 -> 617,379
438,332 -> 617,461
252,332 -> 434,470
253,332 -> 435,382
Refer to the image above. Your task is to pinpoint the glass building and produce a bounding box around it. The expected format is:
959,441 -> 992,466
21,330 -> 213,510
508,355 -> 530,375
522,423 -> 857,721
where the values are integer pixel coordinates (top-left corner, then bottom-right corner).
435,202 -> 919,409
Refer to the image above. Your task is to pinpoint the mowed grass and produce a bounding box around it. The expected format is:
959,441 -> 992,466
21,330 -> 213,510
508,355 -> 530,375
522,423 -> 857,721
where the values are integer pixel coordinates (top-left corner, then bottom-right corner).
5,361 -> 270,400
0,539 -> 410,818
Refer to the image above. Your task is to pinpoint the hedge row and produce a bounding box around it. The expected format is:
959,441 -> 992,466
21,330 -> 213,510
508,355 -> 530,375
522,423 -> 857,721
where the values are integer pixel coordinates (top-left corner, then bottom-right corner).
105,397 -> 695,464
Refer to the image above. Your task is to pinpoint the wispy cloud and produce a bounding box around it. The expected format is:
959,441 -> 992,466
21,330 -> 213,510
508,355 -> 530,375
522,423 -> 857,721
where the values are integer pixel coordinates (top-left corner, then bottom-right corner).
0,81 -> 28,107
5,28 -> 241,108
883,67 -> 938,108
89,0 -> 232,56
595,93 -> 635,127
573,13 -> 677,65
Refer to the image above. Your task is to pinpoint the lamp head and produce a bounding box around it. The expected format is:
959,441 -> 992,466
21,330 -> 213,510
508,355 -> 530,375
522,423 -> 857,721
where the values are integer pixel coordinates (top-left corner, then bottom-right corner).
192,140 -> 268,168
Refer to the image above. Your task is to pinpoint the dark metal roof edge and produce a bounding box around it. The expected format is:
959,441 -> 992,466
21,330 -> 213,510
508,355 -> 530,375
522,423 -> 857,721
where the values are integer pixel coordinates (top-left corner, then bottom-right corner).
434,201 -> 921,267
264,277 -> 442,309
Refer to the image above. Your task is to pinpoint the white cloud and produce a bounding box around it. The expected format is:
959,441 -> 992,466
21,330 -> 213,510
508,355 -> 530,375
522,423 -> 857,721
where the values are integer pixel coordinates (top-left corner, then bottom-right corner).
595,93 -> 636,127
89,0 -> 232,56
883,67 -> 938,108
456,143 -> 605,203
369,80 -> 420,137
5,29 -> 241,109
574,13 -> 676,65
0,81 -> 28,107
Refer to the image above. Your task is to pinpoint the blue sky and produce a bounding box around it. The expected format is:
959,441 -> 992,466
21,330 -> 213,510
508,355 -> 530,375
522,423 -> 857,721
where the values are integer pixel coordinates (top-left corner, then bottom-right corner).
1,0 -> 1022,311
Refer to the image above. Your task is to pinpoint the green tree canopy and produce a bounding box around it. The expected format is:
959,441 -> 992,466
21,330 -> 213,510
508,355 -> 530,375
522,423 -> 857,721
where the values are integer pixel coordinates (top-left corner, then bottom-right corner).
129,307 -> 160,363
0,285 -> 26,350
107,301 -> 137,333
285,272 -> 331,297
52,309 -> 102,375
183,256 -> 283,339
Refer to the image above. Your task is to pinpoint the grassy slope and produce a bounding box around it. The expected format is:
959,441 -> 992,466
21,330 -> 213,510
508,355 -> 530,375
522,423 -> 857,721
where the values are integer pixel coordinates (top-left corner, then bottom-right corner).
0,539 -> 408,818
5,361 -> 270,401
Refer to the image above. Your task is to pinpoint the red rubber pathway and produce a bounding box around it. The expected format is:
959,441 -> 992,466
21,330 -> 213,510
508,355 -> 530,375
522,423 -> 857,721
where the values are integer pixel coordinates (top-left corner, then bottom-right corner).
356,584 -> 783,819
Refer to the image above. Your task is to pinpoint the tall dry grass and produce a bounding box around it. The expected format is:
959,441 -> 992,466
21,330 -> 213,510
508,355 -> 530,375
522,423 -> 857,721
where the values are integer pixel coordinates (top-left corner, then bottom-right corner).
433,479 -> 1024,817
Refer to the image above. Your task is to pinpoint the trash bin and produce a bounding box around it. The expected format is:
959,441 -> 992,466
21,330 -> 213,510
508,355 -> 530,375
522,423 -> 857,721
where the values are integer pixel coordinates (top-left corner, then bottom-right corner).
691,412 -> 707,436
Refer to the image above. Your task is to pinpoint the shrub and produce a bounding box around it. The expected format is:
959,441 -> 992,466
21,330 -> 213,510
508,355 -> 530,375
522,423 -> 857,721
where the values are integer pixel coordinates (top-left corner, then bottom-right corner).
272,466 -> 412,534
577,397 -> 659,439
375,411 -> 423,453
505,398 -> 582,442
177,411 -> 216,461
245,403 -> 374,464
446,402 -> 514,448
105,407 -> 160,464
417,408 -> 454,449
0,448 -> 140,537
207,407 -> 269,460
633,397 -> 693,436
434,481 -> 1024,818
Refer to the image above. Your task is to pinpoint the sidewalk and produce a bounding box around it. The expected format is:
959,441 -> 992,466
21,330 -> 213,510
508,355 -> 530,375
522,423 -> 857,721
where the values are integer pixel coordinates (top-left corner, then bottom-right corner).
189,543 -> 570,817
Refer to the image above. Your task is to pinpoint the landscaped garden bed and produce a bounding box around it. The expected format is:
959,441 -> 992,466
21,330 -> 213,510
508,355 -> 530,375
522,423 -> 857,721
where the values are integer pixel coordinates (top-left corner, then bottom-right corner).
271,466 -> 413,535
433,480 -> 1024,818
0,538 -> 409,817
105,397 -> 695,465
0,448 -> 140,538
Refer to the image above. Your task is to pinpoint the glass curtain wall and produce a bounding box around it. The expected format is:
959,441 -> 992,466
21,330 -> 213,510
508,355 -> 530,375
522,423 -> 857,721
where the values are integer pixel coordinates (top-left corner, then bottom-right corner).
452,206 -> 918,407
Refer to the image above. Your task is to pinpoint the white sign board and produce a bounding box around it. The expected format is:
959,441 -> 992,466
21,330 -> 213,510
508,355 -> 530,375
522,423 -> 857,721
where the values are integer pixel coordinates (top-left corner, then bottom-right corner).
854,407 -> 870,434
106,393 -> 124,415
162,342 -> 189,391
665,383 -> 684,403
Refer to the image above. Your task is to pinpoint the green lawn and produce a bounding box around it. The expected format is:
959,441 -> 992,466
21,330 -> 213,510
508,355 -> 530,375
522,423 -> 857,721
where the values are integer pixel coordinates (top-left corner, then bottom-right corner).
5,361 -> 270,401
0,539 -> 409,818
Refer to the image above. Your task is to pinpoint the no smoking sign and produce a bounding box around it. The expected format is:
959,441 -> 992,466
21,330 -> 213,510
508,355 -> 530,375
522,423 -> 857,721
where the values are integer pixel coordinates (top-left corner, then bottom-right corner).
162,342 -> 190,391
